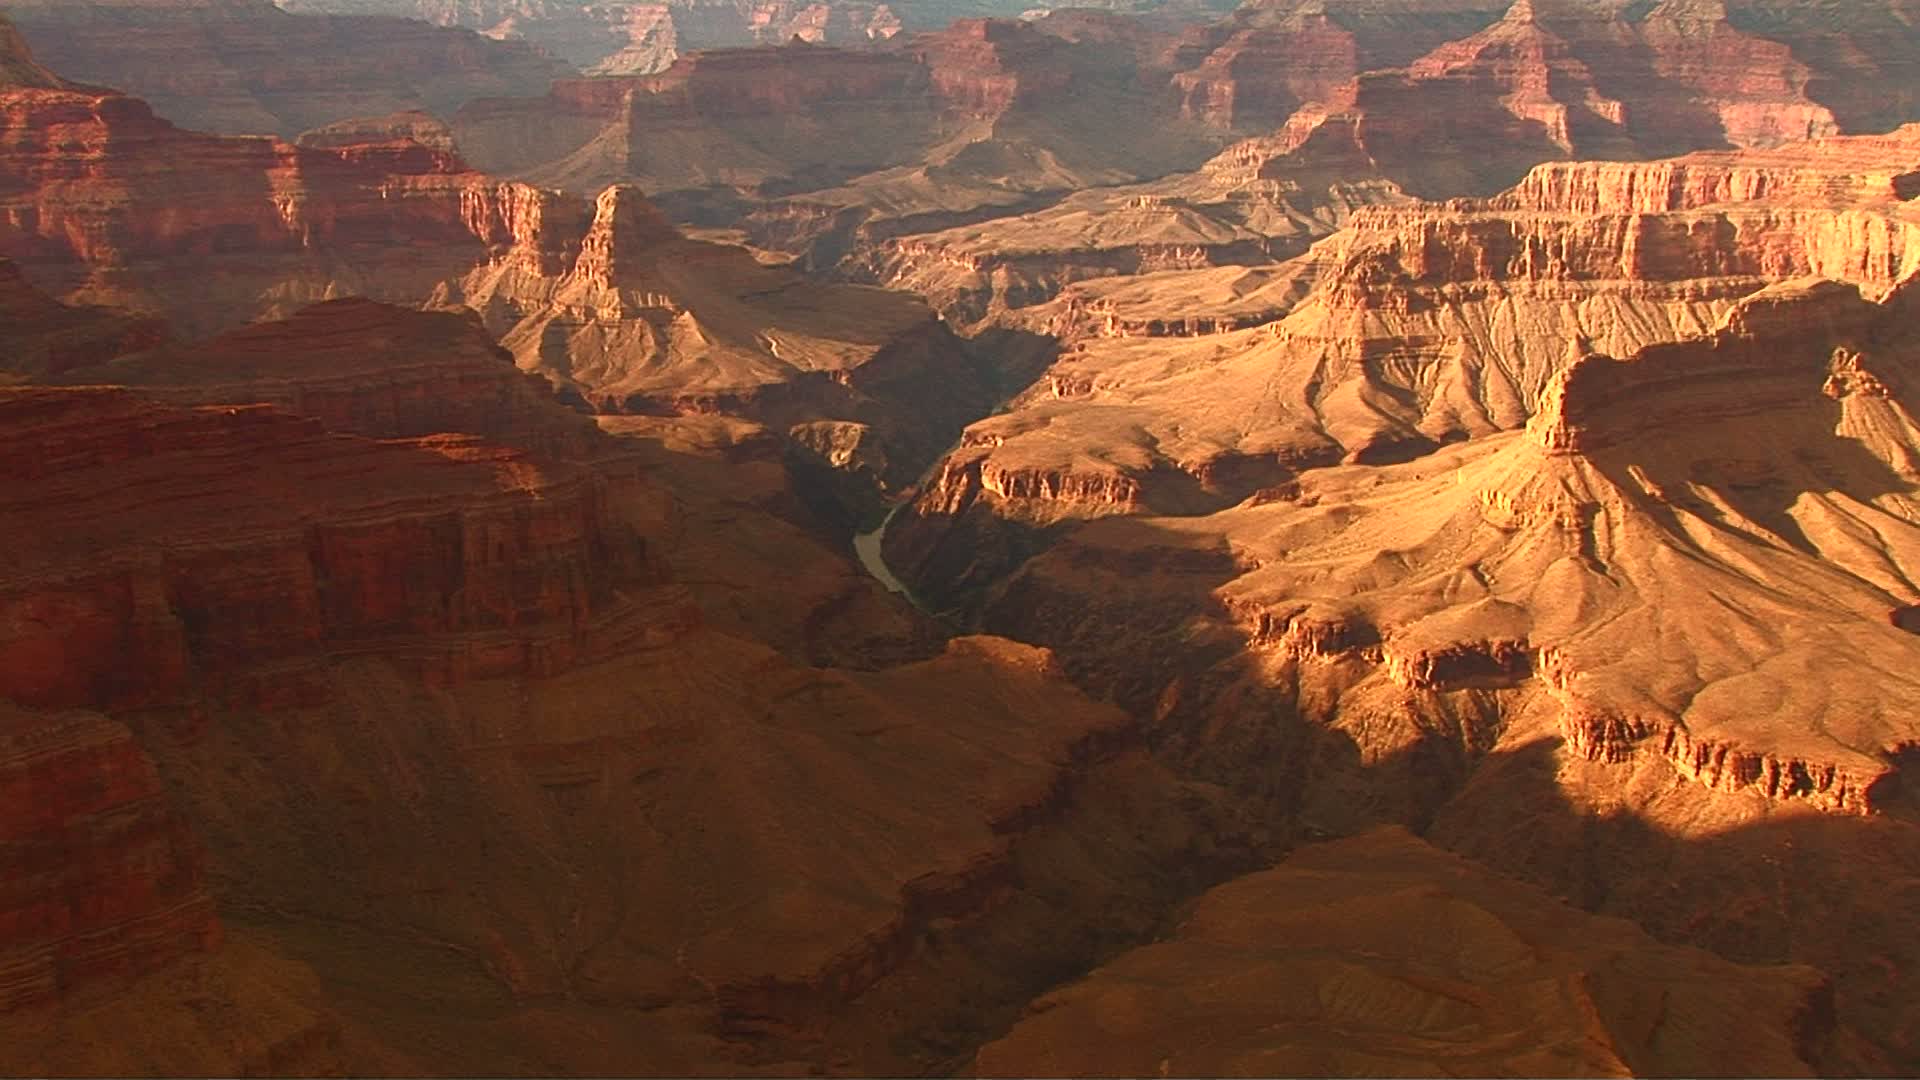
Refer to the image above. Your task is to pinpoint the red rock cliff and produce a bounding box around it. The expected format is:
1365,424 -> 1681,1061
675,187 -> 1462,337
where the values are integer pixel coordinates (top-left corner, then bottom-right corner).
0,387 -> 644,713
0,703 -> 219,1012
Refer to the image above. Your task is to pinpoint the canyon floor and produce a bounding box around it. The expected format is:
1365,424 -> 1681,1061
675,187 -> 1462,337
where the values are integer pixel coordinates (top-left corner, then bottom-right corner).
4,0 -> 1920,1076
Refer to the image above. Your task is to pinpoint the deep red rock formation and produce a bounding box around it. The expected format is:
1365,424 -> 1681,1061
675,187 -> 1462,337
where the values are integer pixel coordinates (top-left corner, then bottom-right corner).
0,387 -> 643,712
0,72 -> 573,334
0,703 -> 219,1012
1171,13 -> 1364,131
48,298 -> 602,458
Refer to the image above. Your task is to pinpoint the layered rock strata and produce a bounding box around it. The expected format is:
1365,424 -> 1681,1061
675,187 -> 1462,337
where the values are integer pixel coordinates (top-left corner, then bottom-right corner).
3,0 -> 569,137
955,275 -> 1920,1065
435,184 -> 1003,488
884,129 -> 1920,602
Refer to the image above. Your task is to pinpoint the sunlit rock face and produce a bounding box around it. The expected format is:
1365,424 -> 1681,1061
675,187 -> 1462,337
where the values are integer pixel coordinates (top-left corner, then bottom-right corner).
6,1 -> 1920,1076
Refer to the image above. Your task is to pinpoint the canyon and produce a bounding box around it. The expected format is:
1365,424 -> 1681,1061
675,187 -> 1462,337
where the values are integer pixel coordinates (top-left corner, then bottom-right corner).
5,0 -> 1920,1076
3,0 -> 569,137
273,0 -> 921,74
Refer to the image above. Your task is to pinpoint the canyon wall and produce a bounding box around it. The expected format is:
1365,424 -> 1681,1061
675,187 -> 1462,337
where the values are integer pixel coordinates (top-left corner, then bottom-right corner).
4,0 -> 570,136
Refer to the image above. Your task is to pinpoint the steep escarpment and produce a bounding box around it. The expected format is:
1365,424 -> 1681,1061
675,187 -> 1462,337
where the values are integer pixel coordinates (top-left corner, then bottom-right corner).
0,77 -> 577,335
0,700 -> 356,1076
458,13 -> 1227,237
0,703 -> 218,1012
436,184 -> 1005,489
0,377 -> 1238,1074
46,298 -> 603,458
846,0 -> 1920,334
1244,0 -> 1836,200
0,387 -> 645,714
3,0 -> 570,136
0,269 -> 1245,1075
882,130 -> 1920,604
957,274 -> 1920,1065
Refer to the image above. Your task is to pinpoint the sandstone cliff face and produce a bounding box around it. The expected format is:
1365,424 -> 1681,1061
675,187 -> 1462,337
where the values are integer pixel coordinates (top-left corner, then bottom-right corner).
0,74 -> 578,335
949,273 -> 1920,1067
0,265 -> 1206,1075
0,382 -> 1179,1074
295,109 -> 462,153
0,704 -> 218,1012
3,0 -> 571,137
46,298 -> 603,459
837,0 -> 1920,337
456,11 -> 1226,220
884,130 -> 1920,609
1248,0 -> 1837,200
435,183 -> 1003,488
0,387 -> 642,714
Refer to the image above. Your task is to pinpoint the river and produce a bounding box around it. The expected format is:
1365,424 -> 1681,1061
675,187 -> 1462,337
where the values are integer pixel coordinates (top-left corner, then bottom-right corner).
852,502 -> 915,601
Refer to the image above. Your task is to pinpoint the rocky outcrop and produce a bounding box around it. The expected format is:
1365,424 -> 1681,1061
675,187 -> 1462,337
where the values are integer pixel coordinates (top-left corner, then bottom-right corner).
0,235 -> 1190,1076
457,12 -> 1226,211
0,75 -> 582,335
295,109 -> 461,153
882,128 -> 1920,589
45,298 -> 603,459
976,827 -> 1835,1078
434,183 -> 1003,488
0,703 -> 218,1012
924,271 -> 1920,1065
1261,0 -> 1833,198
0,387 -> 646,712
3,0 -> 570,136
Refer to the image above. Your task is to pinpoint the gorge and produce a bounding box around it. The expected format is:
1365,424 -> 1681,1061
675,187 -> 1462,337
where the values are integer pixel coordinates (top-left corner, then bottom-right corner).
3,1 -> 1920,1076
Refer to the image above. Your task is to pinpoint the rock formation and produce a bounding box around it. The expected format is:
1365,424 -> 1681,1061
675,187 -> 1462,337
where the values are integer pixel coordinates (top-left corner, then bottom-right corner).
11,2 -> 1920,1075
34,297 -> 603,457
0,62 -> 560,335
277,0 -> 913,75
0,260 -> 168,379
829,0 -> 1920,335
433,184 -> 1002,488
0,38 -> 987,489
455,12 -> 1229,225
0,702 -> 219,1012
896,212 -> 1920,1071
977,827 -> 1836,1077
884,128 -> 1920,604
3,0 -> 570,136
0,233 -> 1202,1077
